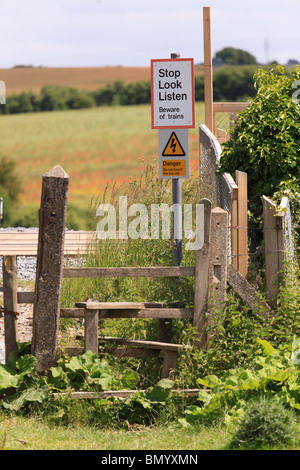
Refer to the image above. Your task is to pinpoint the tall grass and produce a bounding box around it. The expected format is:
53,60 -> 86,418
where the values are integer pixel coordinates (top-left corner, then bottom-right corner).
60,164 -> 204,384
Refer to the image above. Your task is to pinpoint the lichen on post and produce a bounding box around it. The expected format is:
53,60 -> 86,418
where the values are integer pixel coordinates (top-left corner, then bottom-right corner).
32,165 -> 69,372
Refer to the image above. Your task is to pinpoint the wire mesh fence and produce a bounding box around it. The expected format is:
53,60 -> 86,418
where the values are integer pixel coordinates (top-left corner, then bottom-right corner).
199,123 -> 296,286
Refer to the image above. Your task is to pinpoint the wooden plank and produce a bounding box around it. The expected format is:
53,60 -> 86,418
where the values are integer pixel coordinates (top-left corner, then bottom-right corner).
76,302 -> 148,310
17,291 -> 35,304
85,310 -> 99,355
0,231 -> 95,256
223,172 -> 239,269
79,307 -> 193,319
53,389 -> 203,399
102,347 -> 160,359
3,255 -> 18,362
60,308 -> 87,318
98,336 -> 185,351
217,128 -> 228,145
231,191 -> 238,270
203,7 -> 213,132
262,195 -> 279,307
63,266 -> 195,278
213,102 -> 249,113
227,264 -> 271,319
161,350 -> 178,378
61,347 -> 85,356
235,171 -> 248,278
193,199 -> 211,347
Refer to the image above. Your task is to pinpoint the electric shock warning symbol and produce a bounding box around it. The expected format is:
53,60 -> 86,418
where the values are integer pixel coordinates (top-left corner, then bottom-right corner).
162,132 -> 186,157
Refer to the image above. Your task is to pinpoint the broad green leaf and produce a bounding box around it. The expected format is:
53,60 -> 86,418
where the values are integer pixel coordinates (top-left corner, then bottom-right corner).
121,369 -> 139,389
257,338 -> 276,356
146,379 -> 173,403
0,365 -> 20,390
2,386 -> 49,411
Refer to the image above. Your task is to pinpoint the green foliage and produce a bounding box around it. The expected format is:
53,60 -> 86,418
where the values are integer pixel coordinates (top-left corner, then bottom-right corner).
218,65 -> 300,218
180,338 -> 300,443
0,65 -> 263,116
213,66 -> 257,101
0,348 -> 139,412
0,347 -> 178,428
40,85 -> 94,111
229,395 -> 298,449
0,156 -> 23,226
215,47 -> 257,65
0,156 -> 23,203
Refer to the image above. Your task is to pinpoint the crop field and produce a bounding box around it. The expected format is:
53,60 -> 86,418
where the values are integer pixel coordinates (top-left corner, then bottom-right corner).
0,102 -> 205,225
0,65 -> 204,95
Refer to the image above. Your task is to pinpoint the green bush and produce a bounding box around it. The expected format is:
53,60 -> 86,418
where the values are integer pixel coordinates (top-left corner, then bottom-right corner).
3,91 -> 40,114
40,85 -> 94,111
218,65 -> 300,218
229,396 -> 298,449
213,66 -> 257,101
0,156 -> 23,226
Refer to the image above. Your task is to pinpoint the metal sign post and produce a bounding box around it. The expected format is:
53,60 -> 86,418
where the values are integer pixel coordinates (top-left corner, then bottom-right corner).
151,53 -> 195,266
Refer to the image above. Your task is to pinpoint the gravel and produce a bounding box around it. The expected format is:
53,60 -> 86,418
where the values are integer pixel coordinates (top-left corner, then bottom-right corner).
0,227 -> 38,281
0,227 -> 83,364
0,228 -> 38,363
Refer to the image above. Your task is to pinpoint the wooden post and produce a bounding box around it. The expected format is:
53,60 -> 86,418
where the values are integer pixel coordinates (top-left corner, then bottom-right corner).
206,207 -> 228,348
235,171 -> 248,278
217,128 -> 228,146
32,165 -> 69,372
3,255 -> 18,362
193,199 -> 211,349
203,7 -> 214,132
262,195 -> 284,308
85,311 -> 99,355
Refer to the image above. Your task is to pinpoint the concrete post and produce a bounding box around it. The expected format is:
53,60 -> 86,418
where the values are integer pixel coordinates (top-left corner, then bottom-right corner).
32,165 -> 69,372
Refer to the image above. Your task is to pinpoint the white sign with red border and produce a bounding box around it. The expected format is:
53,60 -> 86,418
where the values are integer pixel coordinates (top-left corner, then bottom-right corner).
151,58 -> 195,129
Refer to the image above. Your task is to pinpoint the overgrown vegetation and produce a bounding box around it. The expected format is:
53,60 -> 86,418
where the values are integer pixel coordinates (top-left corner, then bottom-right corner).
219,65 -> 300,222
1,164 -> 300,449
1,65 -> 300,449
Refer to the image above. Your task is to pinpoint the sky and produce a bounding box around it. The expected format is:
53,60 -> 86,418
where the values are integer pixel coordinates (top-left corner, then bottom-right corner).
0,0 -> 299,68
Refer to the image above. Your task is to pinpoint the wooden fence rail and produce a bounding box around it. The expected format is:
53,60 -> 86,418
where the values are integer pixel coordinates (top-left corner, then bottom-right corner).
2,166 -> 291,378
262,195 -> 294,308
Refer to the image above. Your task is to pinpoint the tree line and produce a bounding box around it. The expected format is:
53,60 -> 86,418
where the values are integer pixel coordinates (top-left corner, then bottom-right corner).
0,65 -> 274,115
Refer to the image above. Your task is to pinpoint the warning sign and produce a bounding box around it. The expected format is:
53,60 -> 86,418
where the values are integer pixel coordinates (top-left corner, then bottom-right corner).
162,132 -> 186,157
161,159 -> 186,177
158,129 -> 189,179
151,58 -> 195,129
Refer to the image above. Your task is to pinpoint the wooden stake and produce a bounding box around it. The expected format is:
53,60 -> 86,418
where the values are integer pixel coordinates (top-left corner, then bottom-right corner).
262,195 -> 282,307
3,255 -> 18,363
193,199 -> 211,349
235,171 -> 248,278
203,7 -> 213,132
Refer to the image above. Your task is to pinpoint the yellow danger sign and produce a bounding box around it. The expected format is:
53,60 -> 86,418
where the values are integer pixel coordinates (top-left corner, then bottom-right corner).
162,132 -> 186,157
161,159 -> 187,177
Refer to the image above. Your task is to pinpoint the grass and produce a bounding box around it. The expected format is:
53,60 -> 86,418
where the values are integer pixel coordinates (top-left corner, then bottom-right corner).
0,102 -> 204,228
0,413 -> 236,450
1,413 -> 299,450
